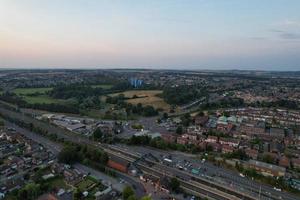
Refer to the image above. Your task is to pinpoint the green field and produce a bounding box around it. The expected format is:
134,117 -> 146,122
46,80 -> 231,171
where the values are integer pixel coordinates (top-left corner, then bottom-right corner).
76,176 -> 97,191
47,176 -> 70,190
91,84 -> 113,89
22,95 -> 67,104
12,87 -> 69,105
13,87 -> 53,95
109,90 -> 171,110
83,109 -> 105,119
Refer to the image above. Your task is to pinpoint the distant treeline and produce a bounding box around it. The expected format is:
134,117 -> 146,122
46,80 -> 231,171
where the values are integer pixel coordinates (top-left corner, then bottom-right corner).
49,84 -> 104,99
162,84 -> 207,105
200,97 -> 245,110
249,99 -> 299,110
0,92 -> 80,114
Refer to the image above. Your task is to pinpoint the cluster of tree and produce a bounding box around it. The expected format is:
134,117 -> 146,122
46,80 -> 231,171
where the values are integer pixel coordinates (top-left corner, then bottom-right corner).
0,118 -> 4,127
127,135 -> 151,146
106,94 -> 127,104
131,124 -> 144,130
0,114 -> 51,139
92,128 -> 104,141
49,84 -> 105,109
122,186 -> 136,200
0,92 -> 27,106
174,113 -> 194,134
0,92 -> 80,114
180,113 -> 192,127
176,125 -> 183,134
169,177 -> 181,193
206,129 -> 231,138
202,97 -> 299,111
127,136 -> 204,154
29,103 -> 80,114
77,96 -> 102,109
122,186 -> 152,200
250,99 -> 299,110
8,168 -> 68,199
111,81 -> 132,91
9,183 -> 41,200
9,167 -> 109,200
102,110 -> 127,120
106,95 -> 158,117
223,149 -> 249,160
58,143 -> 108,165
127,103 -> 158,117
200,97 -> 244,109
50,84 -> 103,99
261,154 -> 277,164
162,85 -> 207,105
92,128 -> 116,144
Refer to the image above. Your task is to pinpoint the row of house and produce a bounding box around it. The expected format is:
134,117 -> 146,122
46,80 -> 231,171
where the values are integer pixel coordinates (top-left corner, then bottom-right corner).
0,130 -> 53,197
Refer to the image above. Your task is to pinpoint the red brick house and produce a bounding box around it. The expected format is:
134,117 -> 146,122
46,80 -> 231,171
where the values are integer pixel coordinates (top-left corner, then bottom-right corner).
205,136 -> 218,143
177,137 -> 188,145
245,148 -> 258,160
219,137 -> 239,147
161,133 -> 177,143
222,145 -> 235,154
279,156 -> 290,168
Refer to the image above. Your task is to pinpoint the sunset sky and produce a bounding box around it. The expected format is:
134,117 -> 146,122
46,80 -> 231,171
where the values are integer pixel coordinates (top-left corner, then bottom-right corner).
1,0 -> 300,70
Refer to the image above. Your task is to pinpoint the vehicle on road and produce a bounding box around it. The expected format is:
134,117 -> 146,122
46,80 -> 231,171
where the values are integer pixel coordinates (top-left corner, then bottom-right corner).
273,187 -> 281,192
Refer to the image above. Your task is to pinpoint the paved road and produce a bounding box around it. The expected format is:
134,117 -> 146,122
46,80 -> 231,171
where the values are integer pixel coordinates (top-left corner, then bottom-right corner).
2,112 -> 146,198
1,105 -> 299,200
4,120 -> 62,155
117,173 -> 146,198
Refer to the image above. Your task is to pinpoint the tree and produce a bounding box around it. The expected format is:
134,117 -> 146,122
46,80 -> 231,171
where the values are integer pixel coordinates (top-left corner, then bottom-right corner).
197,111 -> 204,116
262,154 -> 275,164
141,196 -> 152,200
181,113 -> 191,127
176,125 -> 183,134
163,112 -> 169,119
170,177 -> 180,193
73,188 -> 83,200
0,119 -> 4,127
143,105 -> 158,117
206,145 -> 213,152
122,186 -> 135,200
18,183 -> 41,200
58,145 -> 80,164
127,195 -> 137,200
93,128 -> 103,140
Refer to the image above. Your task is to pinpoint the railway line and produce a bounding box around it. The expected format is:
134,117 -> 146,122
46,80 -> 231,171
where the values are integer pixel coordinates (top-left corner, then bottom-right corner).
0,104 -> 296,200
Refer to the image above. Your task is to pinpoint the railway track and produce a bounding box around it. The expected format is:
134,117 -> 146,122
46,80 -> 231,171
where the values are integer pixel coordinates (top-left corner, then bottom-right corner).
0,104 -> 289,200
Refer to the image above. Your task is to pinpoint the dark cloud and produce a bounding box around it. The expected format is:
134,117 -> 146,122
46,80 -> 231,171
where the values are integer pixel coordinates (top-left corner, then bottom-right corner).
269,29 -> 300,40
279,32 -> 300,39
